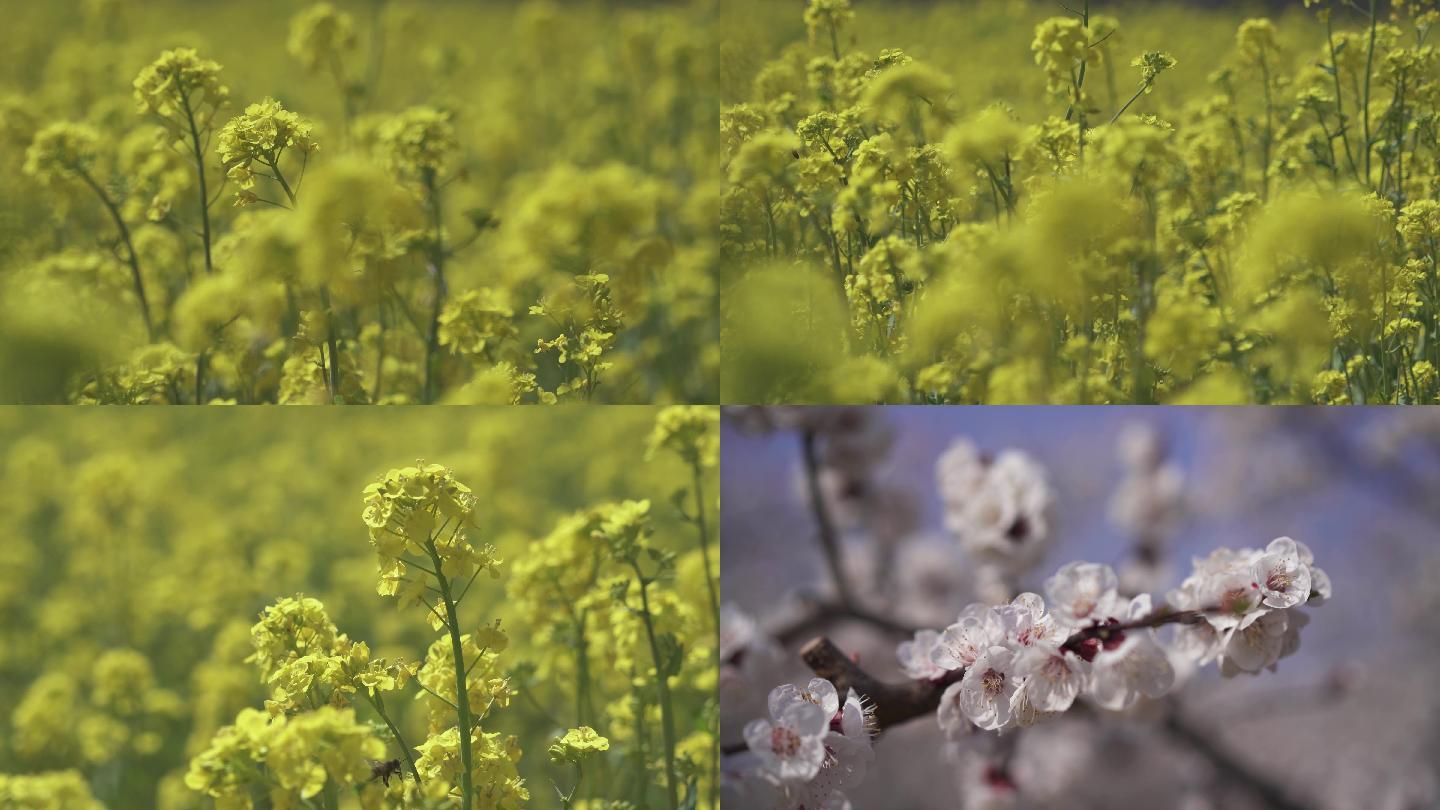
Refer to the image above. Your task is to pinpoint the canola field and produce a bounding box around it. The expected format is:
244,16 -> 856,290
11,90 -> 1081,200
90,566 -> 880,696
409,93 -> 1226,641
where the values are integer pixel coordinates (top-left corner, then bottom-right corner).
0,406 -> 719,808
721,0 -> 1440,404
0,0 -> 717,404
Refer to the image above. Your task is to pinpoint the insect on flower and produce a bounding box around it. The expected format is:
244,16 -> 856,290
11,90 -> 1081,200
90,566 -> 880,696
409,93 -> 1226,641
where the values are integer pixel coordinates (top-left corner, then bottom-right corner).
368,757 -> 403,787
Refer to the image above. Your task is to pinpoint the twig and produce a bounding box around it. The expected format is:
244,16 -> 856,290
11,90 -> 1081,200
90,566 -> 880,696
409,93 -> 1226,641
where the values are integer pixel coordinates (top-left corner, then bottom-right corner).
769,598 -> 924,646
786,630 -> 1311,810
796,608 -> 1212,732
800,428 -> 854,606
800,636 -> 963,733
1163,706 -> 1310,810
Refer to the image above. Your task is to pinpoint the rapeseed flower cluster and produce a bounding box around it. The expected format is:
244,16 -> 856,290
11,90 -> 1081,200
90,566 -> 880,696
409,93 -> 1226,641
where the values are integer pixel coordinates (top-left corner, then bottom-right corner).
0,0 -> 717,404
722,0 -> 1440,404
0,407 -> 718,808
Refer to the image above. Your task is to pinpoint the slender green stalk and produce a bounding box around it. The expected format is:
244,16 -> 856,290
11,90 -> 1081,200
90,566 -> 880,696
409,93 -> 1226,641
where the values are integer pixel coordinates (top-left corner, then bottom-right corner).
575,611 -> 591,727
631,565 -> 679,810
1363,0 -> 1378,183
176,86 -> 215,400
319,286 -> 343,400
1325,12 -> 1362,183
367,691 -> 421,783
271,160 -> 298,206
1260,53 -> 1274,201
1078,2 -> 1093,159
179,90 -> 214,275
272,159 -> 344,402
426,540 -> 474,809
630,672 -> 647,808
689,460 -> 719,622
76,169 -> 153,340
421,168 -> 447,404
560,763 -> 584,810
1109,80 -> 1152,125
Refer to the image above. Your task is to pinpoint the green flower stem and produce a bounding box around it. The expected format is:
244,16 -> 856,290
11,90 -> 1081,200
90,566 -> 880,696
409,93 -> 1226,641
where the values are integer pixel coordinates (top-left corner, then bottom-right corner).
689,460 -> 719,623
1108,79 -> 1152,125
319,285 -> 343,400
629,669 -> 648,808
560,762 -> 584,810
366,691 -> 421,783
1325,11 -> 1362,184
178,89 -> 214,275
271,160 -> 298,207
425,541 -> 475,809
373,311 -> 388,401
75,169 -> 153,340
421,167 -> 448,404
1065,0 -> 1091,161
1363,0 -> 1378,183
630,564 -> 679,810
1259,52 -> 1273,202
195,351 -> 208,405
576,610 -> 591,727
693,470 -> 722,810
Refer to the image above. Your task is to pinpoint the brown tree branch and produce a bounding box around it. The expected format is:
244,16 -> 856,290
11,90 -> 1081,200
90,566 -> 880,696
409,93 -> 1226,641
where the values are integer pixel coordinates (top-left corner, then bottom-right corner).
786,611 -> 1311,810
800,636 -> 963,733
798,608 -> 1214,733
770,597 -> 925,647
801,427 -> 854,606
1164,706 -> 1310,810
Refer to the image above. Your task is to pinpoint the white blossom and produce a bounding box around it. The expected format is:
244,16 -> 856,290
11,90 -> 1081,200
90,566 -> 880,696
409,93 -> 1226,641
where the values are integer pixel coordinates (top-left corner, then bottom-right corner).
1109,462 -> 1185,537
1087,631 -> 1174,710
936,681 -> 974,740
1015,642 -> 1089,713
1117,423 -> 1165,471
1218,608 -> 1292,675
1252,536 -> 1313,609
932,611 -> 998,671
958,645 -> 1021,731
720,604 -> 789,731
990,592 -> 1064,648
897,629 -> 948,680
745,683 -> 833,784
936,439 -> 1053,574
735,678 -> 876,809
769,677 -> 839,720
1109,424 -> 1185,541
721,602 -> 761,662
1044,562 -> 1121,626
815,408 -> 894,474
1083,594 -> 1175,710
1165,537 -> 1328,677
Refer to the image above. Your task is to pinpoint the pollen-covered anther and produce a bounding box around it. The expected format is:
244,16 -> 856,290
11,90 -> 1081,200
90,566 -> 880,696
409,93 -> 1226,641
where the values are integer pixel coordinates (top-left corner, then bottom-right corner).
770,726 -> 802,757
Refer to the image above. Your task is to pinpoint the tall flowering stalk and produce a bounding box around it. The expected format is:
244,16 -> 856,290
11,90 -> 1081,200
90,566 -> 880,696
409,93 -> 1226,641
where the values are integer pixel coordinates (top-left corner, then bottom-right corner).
595,501 -> 683,810
133,48 -> 228,399
23,123 -> 153,339
380,107 -> 459,404
133,48 -> 228,276
361,462 -> 508,809
648,405 -> 721,621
